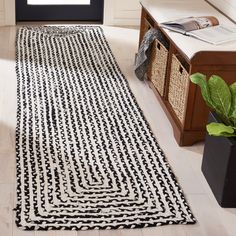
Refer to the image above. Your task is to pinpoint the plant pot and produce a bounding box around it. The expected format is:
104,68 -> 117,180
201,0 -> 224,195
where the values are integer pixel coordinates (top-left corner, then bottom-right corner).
202,112 -> 236,207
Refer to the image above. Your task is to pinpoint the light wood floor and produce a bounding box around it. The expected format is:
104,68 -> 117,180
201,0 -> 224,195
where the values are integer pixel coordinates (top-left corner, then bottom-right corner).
0,24 -> 235,236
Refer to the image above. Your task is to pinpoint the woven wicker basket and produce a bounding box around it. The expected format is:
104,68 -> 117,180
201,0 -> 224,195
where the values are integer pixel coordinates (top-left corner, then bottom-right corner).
147,39 -> 168,96
168,54 -> 189,124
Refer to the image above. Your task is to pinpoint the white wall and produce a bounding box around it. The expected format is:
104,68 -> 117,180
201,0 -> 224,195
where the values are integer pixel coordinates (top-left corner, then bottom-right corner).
104,0 -> 141,26
207,0 -> 236,22
0,0 -> 6,25
0,0 -> 15,26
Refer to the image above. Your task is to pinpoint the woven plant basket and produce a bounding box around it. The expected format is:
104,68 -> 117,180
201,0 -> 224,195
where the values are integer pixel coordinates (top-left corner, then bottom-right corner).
148,39 -> 168,96
168,54 -> 189,124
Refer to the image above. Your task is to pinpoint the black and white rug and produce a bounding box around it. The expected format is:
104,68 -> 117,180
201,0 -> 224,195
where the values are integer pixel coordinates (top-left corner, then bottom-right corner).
15,26 -> 196,230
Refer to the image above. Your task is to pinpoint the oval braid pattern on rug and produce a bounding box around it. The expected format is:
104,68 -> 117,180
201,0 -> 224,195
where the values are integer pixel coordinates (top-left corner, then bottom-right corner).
15,26 -> 196,230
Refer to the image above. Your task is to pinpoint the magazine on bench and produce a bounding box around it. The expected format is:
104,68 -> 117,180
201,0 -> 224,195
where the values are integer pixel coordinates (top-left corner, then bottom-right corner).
160,16 -> 236,45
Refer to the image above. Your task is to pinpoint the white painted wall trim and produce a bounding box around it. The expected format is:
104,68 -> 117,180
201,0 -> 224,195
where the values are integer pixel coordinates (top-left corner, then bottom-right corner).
5,0 -> 15,25
103,0 -> 115,25
0,0 -> 15,26
104,0 -> 141,26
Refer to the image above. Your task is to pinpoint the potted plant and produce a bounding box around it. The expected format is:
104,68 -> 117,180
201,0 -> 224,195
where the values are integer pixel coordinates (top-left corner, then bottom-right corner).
190,73 -> 236,207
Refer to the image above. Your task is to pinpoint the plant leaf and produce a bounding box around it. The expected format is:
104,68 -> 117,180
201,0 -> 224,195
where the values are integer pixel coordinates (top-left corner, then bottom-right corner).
189,73 -> 215,109
230,82 -> 236,125
208,75 -> 231,117
206,122 -> 236,137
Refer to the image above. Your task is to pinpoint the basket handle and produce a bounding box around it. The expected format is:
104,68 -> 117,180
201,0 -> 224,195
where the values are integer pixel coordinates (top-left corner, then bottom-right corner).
179,66 -> 183,74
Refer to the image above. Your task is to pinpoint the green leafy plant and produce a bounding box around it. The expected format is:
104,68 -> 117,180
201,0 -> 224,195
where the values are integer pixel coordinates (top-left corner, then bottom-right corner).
190,73 -> 236,137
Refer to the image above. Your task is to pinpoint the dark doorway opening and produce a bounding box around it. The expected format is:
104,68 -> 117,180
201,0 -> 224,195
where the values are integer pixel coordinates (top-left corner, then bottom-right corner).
16,0 -> 104,23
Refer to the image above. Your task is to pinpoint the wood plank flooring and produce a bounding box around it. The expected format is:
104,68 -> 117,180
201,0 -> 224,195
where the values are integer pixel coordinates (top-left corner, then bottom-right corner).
0,24 -> 235,236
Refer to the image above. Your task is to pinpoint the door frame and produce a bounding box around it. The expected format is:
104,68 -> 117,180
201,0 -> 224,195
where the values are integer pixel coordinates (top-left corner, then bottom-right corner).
15,0 -> 104,22
3,0 -> 114,25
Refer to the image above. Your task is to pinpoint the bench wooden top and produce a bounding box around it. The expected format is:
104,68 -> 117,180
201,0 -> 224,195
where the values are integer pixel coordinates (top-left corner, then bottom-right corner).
140,0 -> 236,59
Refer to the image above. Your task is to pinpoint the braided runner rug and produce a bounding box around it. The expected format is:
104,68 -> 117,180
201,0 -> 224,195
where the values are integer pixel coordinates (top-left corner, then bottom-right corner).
15,26 -> 196,230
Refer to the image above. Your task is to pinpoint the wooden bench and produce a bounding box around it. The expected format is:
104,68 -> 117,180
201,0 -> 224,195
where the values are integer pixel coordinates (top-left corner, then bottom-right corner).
138,0 -> 236,146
